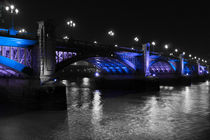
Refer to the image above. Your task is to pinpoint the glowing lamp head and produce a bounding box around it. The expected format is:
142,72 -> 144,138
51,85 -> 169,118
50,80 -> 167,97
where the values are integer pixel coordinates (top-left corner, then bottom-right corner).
10,5 -> 14,10
5,6 -> 9,11
175,49 -> 178,52
63,36 -> 69,40
108,30 -> 114,36
151,41 -> 156,46
15,9 -> 19,14
164,44 -> 168,49
134,37 -> 139,42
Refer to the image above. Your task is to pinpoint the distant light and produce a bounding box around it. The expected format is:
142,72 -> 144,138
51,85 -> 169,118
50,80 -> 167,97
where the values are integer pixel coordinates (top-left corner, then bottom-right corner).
182,52 -> 185,55
134,37 -> 139,42
15,9 -> 19,14
95,72 -> 100,77
194,56 -> 197,59
152,73 -> 156,77
151,41 -> 156,46
67,20 -> 76,28
18,29 -> 26,33
175,49 -> 178,52
63,36 -> 69,40
186,73 -> 189,76
169,53 -> 173,56
10,5 -> 14,10
131,47 -> 134,50
82,77 -> 90,86
198,58 -> 200,60
189,54 -> 192,57
164,44 -> 168,49
94,41 -> 97,44
54,79 -> 57,82
114,44 -> 118,47
5,6 -> 9,11
205,60 -> 207,63
108,30 -> 114,36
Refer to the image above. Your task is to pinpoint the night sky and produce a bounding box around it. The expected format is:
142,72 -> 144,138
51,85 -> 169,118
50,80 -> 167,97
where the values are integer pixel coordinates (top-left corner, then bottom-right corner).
1,0 -> 210,59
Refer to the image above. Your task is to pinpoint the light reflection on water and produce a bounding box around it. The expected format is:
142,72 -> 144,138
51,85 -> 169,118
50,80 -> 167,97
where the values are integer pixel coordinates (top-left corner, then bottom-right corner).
0,80 -> 210,140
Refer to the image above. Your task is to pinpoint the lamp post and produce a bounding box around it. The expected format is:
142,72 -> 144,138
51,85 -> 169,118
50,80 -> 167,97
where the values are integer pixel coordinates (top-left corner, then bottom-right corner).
151,41 -> 156,52
164,44 -> 169,55
107,30 -> 115,46
5,4 -> 19,35
66,19 -> 76,38
133,36 -> 139,50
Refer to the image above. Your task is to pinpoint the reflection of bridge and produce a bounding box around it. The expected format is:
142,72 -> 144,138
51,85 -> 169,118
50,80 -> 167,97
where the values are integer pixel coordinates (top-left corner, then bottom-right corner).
0,21 -> 209,82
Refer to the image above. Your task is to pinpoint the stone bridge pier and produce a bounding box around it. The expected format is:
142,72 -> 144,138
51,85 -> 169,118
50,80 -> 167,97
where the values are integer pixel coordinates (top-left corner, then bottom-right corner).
33,21 -> 56,83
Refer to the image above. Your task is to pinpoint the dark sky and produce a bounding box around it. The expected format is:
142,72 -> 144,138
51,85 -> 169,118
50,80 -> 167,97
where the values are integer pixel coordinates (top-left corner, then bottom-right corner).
2,0 -> 210,59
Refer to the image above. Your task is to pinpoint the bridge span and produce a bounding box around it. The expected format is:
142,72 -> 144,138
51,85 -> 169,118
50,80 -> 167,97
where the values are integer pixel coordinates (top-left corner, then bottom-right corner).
0,20 -> 209,108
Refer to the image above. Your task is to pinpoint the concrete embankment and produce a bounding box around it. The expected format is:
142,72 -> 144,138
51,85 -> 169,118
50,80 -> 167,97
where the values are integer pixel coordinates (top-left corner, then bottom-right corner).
0,78 -> 66,110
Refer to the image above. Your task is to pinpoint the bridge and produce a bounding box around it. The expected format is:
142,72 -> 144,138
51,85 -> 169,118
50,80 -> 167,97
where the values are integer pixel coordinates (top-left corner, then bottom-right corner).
0,21 -> 209,83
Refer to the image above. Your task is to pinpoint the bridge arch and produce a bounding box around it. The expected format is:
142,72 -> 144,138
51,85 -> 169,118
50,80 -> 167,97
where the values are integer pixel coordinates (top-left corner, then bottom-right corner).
54,56 -> 135,78
149,59 -> 176,75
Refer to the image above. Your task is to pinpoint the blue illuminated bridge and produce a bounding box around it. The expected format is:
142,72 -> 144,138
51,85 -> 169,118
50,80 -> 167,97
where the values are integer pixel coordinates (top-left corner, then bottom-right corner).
0,24 -> 209,82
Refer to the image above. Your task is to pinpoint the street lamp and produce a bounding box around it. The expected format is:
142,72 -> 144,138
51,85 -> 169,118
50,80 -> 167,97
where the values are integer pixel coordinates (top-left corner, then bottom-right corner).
151,41 -> 156,52
182,52 -> 185,55
189,54 -> 192,57
151,41 -> 156,46
5,4 -> 19,34
67,20 -> 76,28
164,44 -> 169,49
134,37 -> 139,42
107,30 -> 115,45
63,36 -> 69,40
66,19 -> 76,39
94,41 -> 97,44
108,30 -> 115,37
175,49 -> 178,53
18,28 -> 27,34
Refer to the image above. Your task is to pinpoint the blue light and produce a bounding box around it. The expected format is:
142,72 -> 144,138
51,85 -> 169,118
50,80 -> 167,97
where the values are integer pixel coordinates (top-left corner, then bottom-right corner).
95,72 -> 100,77
0,55 -> 26,72
88,57 -> 134,74
0,36 -> 37,48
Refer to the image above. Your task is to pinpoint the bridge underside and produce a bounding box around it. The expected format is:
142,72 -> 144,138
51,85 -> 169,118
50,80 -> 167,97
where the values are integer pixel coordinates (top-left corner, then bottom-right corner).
0,64 -> 23,77
87,57 -> 135,74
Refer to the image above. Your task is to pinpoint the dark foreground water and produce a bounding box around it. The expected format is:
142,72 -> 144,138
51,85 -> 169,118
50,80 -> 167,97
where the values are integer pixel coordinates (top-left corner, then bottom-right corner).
0,79 -> 210,140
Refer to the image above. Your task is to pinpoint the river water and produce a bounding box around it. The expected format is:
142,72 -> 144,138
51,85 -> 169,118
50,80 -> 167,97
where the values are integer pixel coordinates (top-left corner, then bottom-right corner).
0,79 -> 210,140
